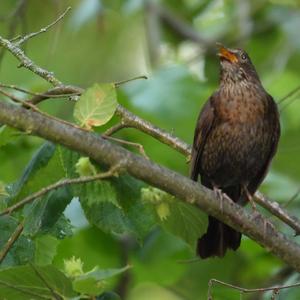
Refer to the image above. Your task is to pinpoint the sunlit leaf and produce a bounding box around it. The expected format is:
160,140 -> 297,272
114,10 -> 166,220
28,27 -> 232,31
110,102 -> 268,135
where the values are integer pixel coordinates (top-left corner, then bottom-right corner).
73,265 -> 130,295
74,83 -> 118,129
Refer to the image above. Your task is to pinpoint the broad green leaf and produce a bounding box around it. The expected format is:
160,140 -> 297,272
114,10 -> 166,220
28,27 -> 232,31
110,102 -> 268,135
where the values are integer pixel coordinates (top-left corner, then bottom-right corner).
161,199 -> 207,248
142,187 -> 207,248
9,142 -> 66,205
74,83 -> 118,129
79,175 -> 156,241
73,265 -> 130,295
0,126 -> 21,147
0,216 -> 34,267
23,186 -> 73,236
58,147 -> 156,240
34,235 -> 60,266
0,264 -> 75,299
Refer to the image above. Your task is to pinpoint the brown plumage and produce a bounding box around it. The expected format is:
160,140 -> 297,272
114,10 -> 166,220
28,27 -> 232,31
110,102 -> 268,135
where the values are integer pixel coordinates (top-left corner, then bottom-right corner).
190,45 -> 280,259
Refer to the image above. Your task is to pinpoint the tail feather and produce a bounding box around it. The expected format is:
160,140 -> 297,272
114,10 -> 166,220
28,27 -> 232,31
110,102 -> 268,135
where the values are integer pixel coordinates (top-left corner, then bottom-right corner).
197,216 -> 241,259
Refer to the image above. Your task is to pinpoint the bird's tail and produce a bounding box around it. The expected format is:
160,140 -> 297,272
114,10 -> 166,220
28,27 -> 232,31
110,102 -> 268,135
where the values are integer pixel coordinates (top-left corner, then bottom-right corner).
196,185 -> 242,259
197,216 -> 241,258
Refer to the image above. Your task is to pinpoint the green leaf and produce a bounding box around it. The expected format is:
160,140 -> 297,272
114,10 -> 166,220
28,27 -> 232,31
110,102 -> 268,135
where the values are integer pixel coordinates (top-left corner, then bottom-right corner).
161,199 -> 207,248
73,265 -> 130,295
58,147 -> 156,240
34,235 -> 60,266
0,216 -> 34,267
79,175 -> 156,241
0,264 -> 75,299
23,186 -> 73,236
74,83 -> 118,129
142,187 -> 207,248
0,126 -> 21,147
9,142 -> 66,205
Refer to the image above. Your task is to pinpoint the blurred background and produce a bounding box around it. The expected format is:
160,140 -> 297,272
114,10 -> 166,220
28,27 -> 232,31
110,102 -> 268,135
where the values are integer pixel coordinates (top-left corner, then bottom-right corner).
0,0 -> 300,299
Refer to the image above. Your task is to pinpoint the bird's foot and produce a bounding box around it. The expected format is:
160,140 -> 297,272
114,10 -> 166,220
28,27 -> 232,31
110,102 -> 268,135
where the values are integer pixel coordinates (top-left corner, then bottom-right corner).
263,217 -> 275,239
213,186 -> 232,213
243,185 -> 257,211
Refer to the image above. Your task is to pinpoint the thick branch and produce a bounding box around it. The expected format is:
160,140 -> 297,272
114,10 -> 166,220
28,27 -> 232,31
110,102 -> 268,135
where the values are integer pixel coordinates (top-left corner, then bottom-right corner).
0,101 -> 300,271
24,86 -> 300,235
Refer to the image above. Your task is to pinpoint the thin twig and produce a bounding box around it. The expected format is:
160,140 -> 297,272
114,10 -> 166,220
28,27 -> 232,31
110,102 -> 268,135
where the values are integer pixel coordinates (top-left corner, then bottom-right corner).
0,88 -> 39,111
278,84 -> 300,104
102,135 -> 149,159
0,164 -> 123,217
0,36 -> 62,86
207,278 -> 300,300
0,223 -> 24,264
115,105 -> 191,157
114,75 -> 148,87
28,85 -> 83,105
0,83 -> 79,99
29,263 -> 62,300
283,188 -> 300,208
104,122 -> 127,136
15,7 -> 71,46
255,192 -> 300,235
0,87 -> 88,133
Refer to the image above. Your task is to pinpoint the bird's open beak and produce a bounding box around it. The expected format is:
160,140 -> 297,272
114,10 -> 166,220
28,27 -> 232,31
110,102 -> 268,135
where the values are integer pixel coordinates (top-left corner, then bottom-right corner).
217,44 -> 238,63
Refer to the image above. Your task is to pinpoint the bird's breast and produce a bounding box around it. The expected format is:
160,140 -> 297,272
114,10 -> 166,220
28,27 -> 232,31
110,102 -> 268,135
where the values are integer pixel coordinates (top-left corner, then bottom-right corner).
201,91 -> 273,187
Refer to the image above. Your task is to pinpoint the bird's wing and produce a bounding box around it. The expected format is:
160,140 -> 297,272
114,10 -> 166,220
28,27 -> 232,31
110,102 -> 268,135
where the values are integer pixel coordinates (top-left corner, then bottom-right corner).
248,96 -> 281,194
190,97 -> 216,181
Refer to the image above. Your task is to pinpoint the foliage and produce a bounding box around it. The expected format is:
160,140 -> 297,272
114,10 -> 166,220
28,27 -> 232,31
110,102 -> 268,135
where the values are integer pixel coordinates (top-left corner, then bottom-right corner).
0,0 -> 300,299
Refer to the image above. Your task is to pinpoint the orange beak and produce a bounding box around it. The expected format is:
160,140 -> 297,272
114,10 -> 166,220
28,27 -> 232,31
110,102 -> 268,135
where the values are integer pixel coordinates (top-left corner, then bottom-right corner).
217,45 -> 238,63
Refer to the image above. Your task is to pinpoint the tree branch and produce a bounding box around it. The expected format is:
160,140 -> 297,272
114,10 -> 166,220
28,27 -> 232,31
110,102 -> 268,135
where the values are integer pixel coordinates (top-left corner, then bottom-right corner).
1,19 -> 300,271
25,86 -> 300,236
0,101 -> 300,271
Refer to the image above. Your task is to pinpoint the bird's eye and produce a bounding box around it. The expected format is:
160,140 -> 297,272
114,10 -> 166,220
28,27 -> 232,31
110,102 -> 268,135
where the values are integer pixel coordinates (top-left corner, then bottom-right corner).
240,53 -> 247,61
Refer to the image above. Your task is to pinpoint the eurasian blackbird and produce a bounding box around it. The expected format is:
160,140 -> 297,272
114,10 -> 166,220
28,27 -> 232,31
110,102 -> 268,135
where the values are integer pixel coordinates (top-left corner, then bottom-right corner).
190,45 -> 280,259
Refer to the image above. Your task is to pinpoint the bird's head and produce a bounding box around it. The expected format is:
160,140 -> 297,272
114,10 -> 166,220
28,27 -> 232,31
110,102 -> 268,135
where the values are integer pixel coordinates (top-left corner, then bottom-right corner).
217,44 -> 260,85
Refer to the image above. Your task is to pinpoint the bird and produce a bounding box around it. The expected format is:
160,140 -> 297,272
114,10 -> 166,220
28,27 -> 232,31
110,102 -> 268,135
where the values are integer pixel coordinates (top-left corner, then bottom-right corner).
190,45 -> 280,259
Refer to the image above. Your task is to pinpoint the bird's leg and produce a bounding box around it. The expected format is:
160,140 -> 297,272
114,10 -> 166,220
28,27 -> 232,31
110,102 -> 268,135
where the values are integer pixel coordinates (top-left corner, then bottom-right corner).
243,185 -> 257,211
243,186 -> 275,238
213,186 -> 232,213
